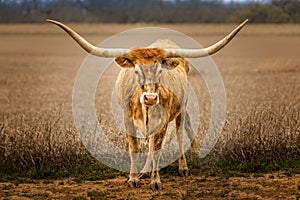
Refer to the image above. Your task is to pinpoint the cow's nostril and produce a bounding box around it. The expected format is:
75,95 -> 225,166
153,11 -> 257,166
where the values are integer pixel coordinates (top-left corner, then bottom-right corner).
142,93 -> 159,105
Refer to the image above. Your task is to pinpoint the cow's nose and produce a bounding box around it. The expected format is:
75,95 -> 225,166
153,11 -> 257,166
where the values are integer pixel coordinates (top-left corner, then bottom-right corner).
142,93 -> 159,105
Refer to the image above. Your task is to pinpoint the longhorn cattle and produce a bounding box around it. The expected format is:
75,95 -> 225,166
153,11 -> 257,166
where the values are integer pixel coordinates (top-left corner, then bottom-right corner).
47,19 -> 248,190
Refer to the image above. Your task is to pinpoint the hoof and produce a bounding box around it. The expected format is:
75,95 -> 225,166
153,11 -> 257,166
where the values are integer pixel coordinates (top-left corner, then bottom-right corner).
150,182 -> 163,190
179,169 -> 189,177
128,180 -> 141,188
138,172 -> 150,179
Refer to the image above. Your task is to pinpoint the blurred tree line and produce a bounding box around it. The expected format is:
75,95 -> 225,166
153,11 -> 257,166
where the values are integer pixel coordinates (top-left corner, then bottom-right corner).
0,0 -> 299,23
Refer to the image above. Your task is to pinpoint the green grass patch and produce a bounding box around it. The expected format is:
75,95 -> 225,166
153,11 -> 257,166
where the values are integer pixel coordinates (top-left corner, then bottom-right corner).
214,159 -> 300,174
0,162 -> 123,182
0,154 -> 299,183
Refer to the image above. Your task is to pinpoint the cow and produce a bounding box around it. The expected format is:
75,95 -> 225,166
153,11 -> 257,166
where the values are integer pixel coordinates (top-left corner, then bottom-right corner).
47,19 -> 248,190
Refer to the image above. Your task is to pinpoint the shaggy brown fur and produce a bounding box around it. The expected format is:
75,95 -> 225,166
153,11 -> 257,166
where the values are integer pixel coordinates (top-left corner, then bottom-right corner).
128,48 -> 167,65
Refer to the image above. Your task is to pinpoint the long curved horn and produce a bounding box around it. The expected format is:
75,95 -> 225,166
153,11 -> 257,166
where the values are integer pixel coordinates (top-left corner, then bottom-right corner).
165,19 -> 248,58
46,19 -> 130,57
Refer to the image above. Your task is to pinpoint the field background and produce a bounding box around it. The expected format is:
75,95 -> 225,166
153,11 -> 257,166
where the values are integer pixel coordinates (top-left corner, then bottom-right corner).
0,23 -> 299,199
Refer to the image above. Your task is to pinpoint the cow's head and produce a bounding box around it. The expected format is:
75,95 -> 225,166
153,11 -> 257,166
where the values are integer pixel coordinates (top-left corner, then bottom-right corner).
115,48 -> 179,106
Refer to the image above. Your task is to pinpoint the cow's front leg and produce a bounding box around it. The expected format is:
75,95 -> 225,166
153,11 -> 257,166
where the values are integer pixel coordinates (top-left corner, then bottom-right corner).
149,132 -> 165,190
176,114 -> 189,177
139,138 -> 153,179
127,134 -> 141,188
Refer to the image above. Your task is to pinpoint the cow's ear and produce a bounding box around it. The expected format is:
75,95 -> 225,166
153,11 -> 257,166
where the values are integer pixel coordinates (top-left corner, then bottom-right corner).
162,58 -> 180,70
115,56 -> 134,68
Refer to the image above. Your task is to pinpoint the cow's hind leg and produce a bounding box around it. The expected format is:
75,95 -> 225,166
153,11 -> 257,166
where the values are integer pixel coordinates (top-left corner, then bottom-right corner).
127,134 -> 141,188
185,112 -> 198,153
176,114 -> 189,177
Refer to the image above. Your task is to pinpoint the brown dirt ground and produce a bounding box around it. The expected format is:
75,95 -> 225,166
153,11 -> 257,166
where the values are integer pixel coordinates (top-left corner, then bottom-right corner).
0,23 -> 300,199
0,172 -> 299,199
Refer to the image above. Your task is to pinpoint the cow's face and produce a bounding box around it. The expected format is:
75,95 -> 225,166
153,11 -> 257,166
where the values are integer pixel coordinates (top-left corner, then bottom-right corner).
115,48 -> 179,106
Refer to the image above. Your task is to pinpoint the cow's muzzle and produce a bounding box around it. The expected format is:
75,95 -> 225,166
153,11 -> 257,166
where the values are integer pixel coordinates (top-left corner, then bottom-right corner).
140,92 -> 159,106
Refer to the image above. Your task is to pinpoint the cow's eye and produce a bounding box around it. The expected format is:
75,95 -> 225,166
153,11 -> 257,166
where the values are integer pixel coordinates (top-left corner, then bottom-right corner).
134,65 -> 142,75
157,64 -> 163,75
156,68 -> 162,76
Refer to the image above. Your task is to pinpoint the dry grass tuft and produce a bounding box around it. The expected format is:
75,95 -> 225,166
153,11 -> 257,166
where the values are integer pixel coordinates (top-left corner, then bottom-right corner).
0,109 -> 90,172
215,102 -> 300,172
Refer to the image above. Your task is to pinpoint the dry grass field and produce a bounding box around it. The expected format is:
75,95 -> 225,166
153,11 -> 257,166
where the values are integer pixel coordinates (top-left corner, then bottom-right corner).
0,23 -> 299,199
